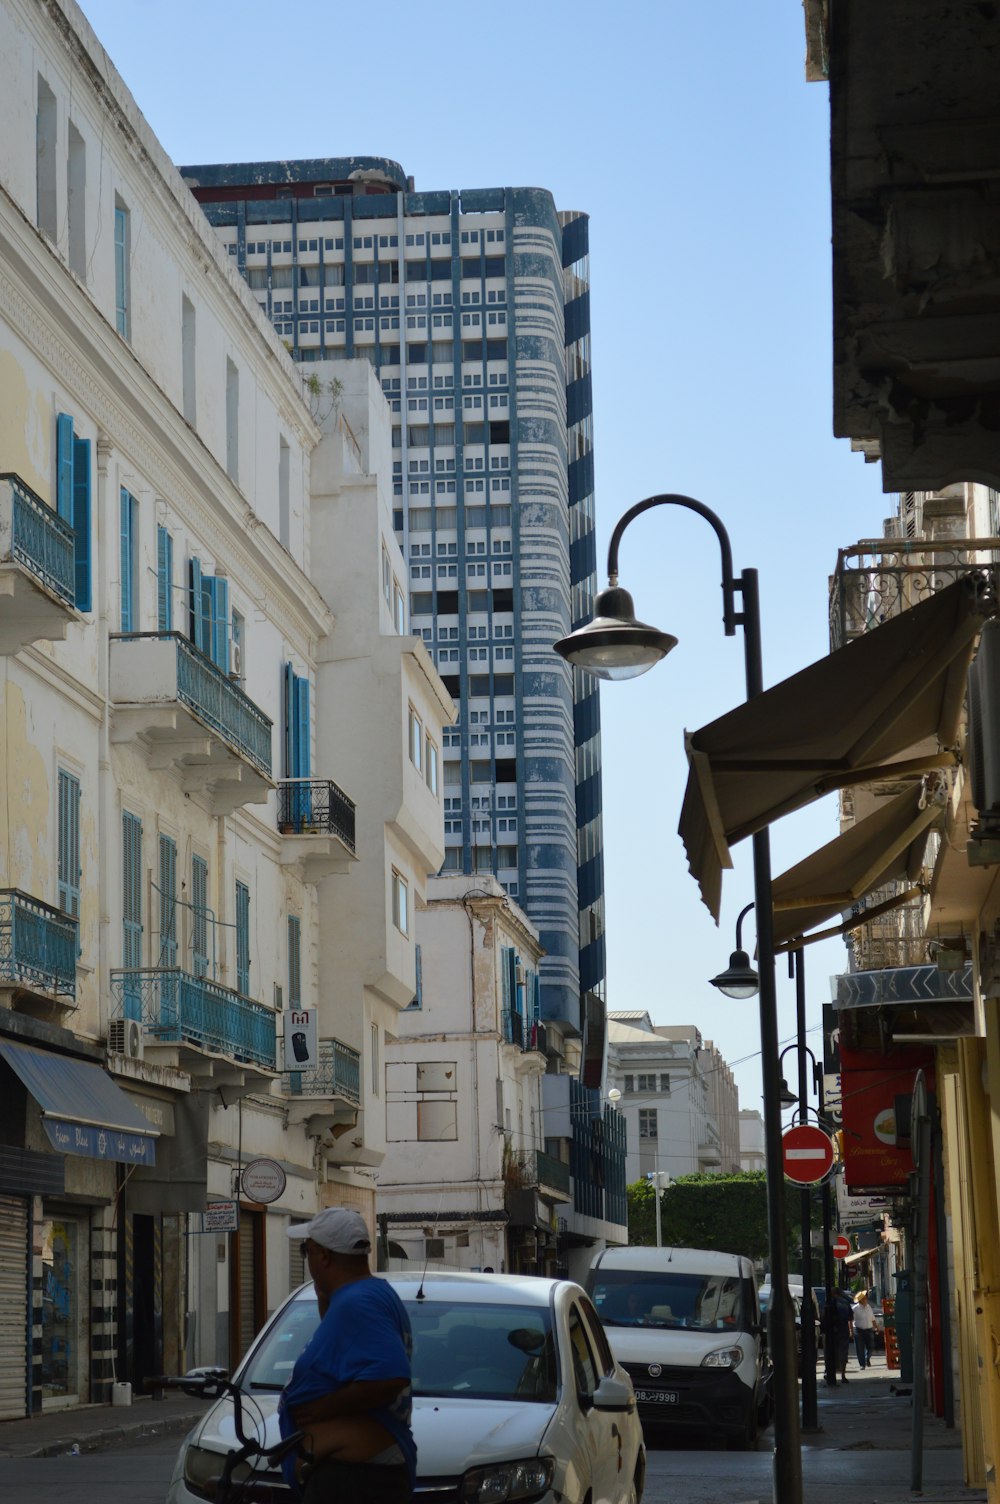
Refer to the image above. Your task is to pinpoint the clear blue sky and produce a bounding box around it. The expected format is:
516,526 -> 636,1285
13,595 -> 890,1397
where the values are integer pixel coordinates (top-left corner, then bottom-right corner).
78,0 -> 892,1117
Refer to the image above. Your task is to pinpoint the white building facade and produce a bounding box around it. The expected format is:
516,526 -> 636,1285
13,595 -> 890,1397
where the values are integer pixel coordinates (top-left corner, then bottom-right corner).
0,0 -> 450,1416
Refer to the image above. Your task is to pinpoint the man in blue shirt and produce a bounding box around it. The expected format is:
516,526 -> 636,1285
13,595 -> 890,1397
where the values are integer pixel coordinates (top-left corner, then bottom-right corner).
280,1208 -> 415,1502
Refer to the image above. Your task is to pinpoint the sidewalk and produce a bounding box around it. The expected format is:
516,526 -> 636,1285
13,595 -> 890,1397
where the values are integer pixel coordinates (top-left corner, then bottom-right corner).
0,1389 -> 210,1460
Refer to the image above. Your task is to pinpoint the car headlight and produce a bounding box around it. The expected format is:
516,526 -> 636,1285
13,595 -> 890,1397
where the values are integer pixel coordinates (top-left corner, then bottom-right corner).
460,1456 -> 555,1503
701,1344 -> 745,1369
183,1444 -> 227,1500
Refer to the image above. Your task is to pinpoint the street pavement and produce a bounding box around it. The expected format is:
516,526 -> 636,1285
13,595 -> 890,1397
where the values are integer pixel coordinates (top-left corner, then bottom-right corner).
0,1349 -> 983,1504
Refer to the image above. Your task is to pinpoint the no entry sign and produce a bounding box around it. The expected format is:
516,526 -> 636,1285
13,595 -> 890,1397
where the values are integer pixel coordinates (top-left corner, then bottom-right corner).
833,1234 -> 852,1259
781,1124 -> 835,1185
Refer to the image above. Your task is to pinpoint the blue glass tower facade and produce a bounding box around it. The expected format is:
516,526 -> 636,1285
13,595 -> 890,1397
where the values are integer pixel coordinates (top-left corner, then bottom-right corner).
183,159 -> 606,1072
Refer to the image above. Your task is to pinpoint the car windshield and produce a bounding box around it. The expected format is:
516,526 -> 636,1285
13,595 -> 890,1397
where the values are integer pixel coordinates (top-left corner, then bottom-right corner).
239,1291 -> 557,1403
590,1271 -> 745,1332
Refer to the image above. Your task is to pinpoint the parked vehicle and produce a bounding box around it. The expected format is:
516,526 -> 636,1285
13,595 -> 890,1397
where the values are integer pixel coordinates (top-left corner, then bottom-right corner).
167,1271 -> 646,1504
758,1281 -> 822,1367
586,1246 -> 771,1450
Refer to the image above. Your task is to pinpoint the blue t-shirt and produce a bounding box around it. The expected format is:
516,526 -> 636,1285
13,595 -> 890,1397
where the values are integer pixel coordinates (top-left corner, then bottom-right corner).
278,1278 -> 416,1493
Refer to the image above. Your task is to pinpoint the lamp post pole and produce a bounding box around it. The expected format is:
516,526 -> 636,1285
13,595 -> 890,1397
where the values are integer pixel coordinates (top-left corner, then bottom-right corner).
793,949 -> 819,1431
555,495 -> 802,1504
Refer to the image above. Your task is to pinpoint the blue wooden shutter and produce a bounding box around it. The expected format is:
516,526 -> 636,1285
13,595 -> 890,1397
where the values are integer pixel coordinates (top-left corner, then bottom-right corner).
188,557 -> 203,648
531,972 -> 541,1023
157,526 -> 173,632
293,675 -> 311,777
158,834 -> 177,967
72,436 -> 91,611
114,206 -> 128,335
119,489 -> 136,631
122,810 -> 143,969
56,413 -> 74,521
287,915 -> 301,1006
282,662 -> 295,778
235,881 -> 251,996
57,770 -> 81,918
209,575 -> 229,669
192,854 -> 209,978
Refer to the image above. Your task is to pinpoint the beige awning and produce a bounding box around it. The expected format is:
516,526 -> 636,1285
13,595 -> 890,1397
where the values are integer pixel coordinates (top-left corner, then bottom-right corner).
679,575 -> 993,920
769,786 -> 939,950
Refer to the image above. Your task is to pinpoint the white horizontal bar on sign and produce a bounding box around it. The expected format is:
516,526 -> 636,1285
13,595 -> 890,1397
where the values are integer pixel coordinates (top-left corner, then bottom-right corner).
786,1148 -> 828,1159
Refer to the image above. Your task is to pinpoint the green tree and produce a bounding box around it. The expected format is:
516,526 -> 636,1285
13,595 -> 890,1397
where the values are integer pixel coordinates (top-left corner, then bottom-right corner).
625,1172 -> 816,1267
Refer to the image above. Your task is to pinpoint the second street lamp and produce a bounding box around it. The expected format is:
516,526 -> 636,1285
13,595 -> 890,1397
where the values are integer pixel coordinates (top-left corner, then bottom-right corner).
555,494 -> 802,1504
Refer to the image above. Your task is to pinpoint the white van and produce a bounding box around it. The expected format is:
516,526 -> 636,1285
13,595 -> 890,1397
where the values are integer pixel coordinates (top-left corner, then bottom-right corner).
586,1246 -> 771,1449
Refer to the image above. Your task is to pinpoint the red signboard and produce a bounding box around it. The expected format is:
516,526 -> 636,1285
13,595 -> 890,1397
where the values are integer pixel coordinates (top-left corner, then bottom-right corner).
833,1234 -> 851,1259
782,1124 -> 835,1185
840,1045 -> 934,1192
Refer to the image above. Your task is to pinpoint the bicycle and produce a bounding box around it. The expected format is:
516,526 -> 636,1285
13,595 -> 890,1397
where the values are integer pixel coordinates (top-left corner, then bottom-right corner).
157,1369 -> 304,1502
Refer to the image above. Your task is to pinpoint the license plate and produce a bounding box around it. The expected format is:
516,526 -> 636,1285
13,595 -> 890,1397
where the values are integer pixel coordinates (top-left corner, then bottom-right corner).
634,1389 -> 679,1404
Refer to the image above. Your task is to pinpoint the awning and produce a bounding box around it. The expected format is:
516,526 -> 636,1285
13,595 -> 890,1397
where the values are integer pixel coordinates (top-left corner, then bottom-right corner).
679,574 -> 994,920
0,1037 -> 158,1165
770,785 -> 940,950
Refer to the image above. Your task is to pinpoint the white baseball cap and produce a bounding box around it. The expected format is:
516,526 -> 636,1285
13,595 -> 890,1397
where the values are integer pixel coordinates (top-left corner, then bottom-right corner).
286,1207 -> 372,1255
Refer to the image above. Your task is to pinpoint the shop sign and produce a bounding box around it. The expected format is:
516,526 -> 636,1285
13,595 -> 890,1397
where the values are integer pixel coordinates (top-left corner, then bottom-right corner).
241,1157 -> 286,1204
840,1050 -> 934,1192
283,1009 -> 318,1070
203,1200 -> 239,1233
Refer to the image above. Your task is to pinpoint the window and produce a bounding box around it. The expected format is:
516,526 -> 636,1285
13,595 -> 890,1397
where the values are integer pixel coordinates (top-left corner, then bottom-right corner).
567,1310 -> 599,1399
114,199 -> 130,339
187,558 -> 229,669
288,915 -> 301,1007
660,1074 -> 671,1093
408,706 -> 423,771
278,437 -> 290,548
182,295 -> 196,425
156,526 -> 173,632
55,414 -> 91,610
392,870 -> 409,935
637,1073 -> 657,1091
36,76 -> 57,240
407,943 -> 423,1010
371,1021 -> 380,1097
425,737 -> 439,795
119,488 -> 138,631
235,880 -> 251,996
122,810 -> 143,969
638,1109 -> 658,1140
57,770 -> 81,919
191,854 -> 209,978
158,834 -> 178,967
393,580 -> 406,634
67,121 -> 86,279
283,663 -> 311,780
225,357 -> 239,482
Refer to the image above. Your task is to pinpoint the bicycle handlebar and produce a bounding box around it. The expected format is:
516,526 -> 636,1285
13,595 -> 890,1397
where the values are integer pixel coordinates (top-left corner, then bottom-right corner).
150,1372 -> 304,1466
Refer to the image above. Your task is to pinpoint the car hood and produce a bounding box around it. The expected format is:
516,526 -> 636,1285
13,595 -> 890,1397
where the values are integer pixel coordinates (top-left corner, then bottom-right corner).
186,1392 -> 556,1476
602,1325 -> 752,1366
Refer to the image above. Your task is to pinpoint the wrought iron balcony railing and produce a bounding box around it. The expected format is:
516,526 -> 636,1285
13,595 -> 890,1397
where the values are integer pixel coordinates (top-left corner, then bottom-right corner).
110,967 -> 276,1070
505,1147 -> 571,1197
829,537 -> 1000,650
0,473 -> 75,606
112,632 -> 272,776
283,1038 -> 361,1104
0,889 -> 77,997
501,1010 -> 545,1051
278,779 -> 356,852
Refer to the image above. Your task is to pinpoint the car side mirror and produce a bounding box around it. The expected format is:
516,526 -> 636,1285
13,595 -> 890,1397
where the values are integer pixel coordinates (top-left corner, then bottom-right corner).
593,1375 -> 635,1413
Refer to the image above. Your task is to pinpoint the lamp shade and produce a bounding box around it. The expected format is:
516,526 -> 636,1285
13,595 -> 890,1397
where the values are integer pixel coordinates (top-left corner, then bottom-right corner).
709,948 -> 760,1000
554,586 -> 677,681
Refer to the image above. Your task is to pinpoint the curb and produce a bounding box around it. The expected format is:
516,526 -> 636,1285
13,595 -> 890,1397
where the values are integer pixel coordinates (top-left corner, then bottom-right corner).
2,1407 -> 205,1460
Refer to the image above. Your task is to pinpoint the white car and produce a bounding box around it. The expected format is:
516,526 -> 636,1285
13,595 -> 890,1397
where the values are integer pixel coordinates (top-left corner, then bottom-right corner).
167,1270 -> 646,1504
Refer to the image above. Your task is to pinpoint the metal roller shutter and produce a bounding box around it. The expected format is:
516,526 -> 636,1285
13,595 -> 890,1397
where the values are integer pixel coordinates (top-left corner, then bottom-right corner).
0,1195 -> 29,1419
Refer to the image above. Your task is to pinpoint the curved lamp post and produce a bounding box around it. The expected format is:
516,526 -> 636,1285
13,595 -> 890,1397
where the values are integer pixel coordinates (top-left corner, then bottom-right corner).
555,494 -> 802,1504
711,901 -> 760,1001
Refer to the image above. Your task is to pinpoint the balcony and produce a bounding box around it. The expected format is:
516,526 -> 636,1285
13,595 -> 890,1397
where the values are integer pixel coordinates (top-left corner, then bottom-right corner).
501,1010 -> 545,1053
282,1037 -> 361,1135
110,632 -> 273,814
278,779 -> 358,880
0,890 -> 77,1008
505,1148 -> 572,1201
110,967 -> 277,1081
829,537 -> 1000,650
0,474 -> 78,653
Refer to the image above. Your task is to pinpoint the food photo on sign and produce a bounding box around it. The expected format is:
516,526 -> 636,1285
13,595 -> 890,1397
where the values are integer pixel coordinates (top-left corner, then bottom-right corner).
839,1040 -> 934,1193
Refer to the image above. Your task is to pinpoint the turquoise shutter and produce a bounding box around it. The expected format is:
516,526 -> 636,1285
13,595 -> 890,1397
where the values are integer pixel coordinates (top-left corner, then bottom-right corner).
57,770 -> 81,919
158,834 -> 177,967
114,206 -> 128,335
189,557 -> 203,648
192,854 -> 209,978
287,915 -> 301,1006
119,489 -> 135,631
72,436 -> 91,611
122,810 -> 143,971
157,526 -> 173,632
293,675 -> 310,777
56,413 -> 74,521
200,572 -> 214,659
210,575 -> 229,669
531,972 -> 541,1023
235,881 -> 251,996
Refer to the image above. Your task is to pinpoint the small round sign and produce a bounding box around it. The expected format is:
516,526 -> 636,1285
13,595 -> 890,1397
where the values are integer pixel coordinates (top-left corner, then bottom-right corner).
241,1157 -> 286,1205
833,1233 -> 852,1260
781,1123 -> 835,1185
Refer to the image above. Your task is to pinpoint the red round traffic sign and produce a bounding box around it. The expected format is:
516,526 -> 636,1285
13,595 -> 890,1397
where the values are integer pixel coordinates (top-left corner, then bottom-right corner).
781,1123 -> 835,1185
833,1234 -> 852,1260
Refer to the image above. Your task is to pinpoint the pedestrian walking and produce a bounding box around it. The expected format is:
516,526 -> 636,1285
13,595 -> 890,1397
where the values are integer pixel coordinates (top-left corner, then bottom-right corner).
852,1289 -> 877,1369
822,1285 -> 854,1384
278,1208 -> 416,1502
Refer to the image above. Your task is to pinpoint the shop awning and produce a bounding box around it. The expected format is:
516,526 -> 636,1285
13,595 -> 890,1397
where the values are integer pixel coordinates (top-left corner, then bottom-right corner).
0,1037 -> 158,1165
679,574 -> 994,920
770,785 -> 940,950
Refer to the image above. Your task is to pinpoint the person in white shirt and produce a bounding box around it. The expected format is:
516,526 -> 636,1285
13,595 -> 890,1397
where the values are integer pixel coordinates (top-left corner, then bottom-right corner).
852,1289 -> 877,1369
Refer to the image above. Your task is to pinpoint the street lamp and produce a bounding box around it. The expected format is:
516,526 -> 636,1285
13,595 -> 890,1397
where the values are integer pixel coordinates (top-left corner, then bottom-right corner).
710,901 -> 760,1000
555,494 -> 802,1504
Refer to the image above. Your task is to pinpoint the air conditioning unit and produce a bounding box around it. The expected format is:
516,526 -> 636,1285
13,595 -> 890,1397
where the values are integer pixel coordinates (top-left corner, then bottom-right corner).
108,1018 -> 143,1060
230,642 -> 243,680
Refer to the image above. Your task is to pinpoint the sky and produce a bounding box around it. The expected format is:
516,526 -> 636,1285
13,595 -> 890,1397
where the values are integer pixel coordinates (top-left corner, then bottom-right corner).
76,0 -> 894,1119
